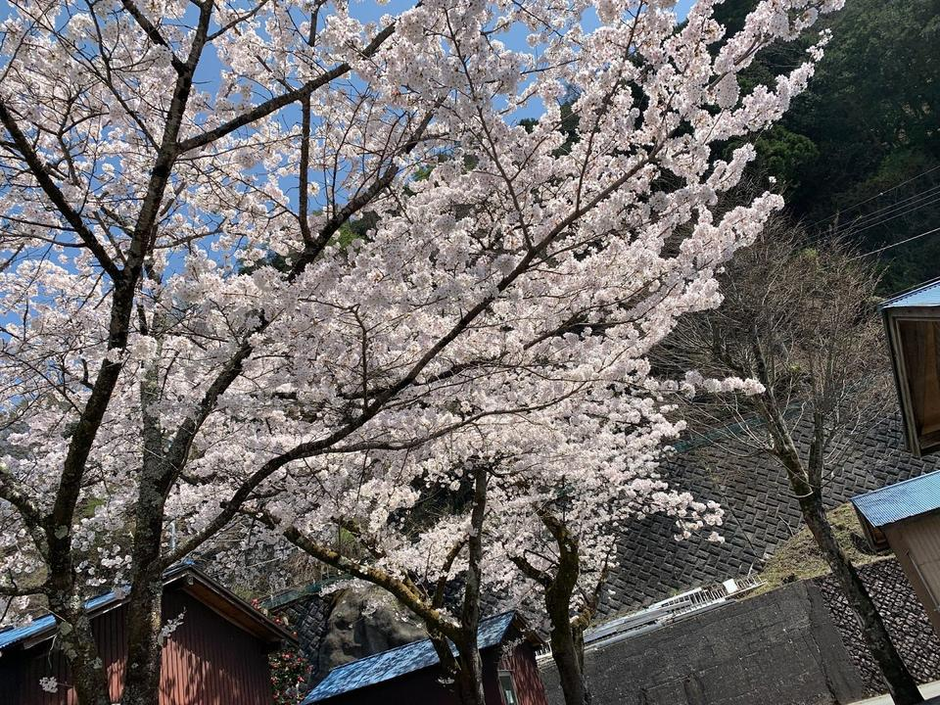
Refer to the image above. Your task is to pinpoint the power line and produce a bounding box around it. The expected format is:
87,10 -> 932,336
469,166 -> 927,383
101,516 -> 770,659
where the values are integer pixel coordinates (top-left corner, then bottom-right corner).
805,181 -> 940,247
807,163 -> 940,230
838,182 -> 940,232
850,225 -> 940,260
843,192 -> 940,237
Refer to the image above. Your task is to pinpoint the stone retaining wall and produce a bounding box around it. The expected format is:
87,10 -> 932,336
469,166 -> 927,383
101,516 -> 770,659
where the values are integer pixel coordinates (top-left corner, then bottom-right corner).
813,558 -> 940,694
542,581 -> 866,705
543,559 -> 940,705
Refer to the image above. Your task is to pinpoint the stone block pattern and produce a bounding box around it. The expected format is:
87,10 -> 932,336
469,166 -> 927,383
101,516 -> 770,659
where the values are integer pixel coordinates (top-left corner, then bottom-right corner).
600,413 -> 940,617
271,591 -> 335,683
813,558 -> 940,695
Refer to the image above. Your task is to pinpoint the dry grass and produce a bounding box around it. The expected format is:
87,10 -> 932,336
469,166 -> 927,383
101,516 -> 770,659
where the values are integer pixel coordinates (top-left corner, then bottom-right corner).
753,503 -> 888,594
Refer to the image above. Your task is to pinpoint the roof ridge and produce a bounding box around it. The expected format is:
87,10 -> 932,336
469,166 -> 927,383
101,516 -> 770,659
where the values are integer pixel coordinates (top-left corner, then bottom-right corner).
852,467 -> 940,501
880,276 -> 940,309
324,632 -> 433,672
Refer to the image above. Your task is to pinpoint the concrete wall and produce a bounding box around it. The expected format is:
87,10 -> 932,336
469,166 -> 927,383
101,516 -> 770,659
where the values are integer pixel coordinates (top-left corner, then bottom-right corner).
541,582 -> 866,705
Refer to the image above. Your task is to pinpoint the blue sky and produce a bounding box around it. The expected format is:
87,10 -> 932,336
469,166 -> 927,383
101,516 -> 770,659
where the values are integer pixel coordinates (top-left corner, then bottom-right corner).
0,0 -> 700,280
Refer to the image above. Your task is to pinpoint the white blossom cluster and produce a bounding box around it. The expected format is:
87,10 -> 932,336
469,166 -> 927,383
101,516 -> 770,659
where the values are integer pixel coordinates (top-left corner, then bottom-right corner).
0,0 -> 838,627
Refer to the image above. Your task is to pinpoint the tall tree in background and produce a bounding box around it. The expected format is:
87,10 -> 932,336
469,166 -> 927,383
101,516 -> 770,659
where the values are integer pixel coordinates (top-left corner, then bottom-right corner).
712,0 -> 940,290
660,222 -> 924,704
0,0 -> 841,703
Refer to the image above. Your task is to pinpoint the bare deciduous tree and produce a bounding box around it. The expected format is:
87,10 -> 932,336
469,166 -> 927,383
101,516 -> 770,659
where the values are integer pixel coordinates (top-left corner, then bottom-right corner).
659,220 -> 924,705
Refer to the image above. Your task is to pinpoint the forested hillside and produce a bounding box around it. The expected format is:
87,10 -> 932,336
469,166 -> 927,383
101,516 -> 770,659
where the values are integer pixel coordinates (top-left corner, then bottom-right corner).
718,0 -> 940,292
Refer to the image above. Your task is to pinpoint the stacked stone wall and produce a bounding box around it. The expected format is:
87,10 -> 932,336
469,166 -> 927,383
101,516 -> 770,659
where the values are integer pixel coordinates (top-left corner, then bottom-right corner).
813,558 -> 940,694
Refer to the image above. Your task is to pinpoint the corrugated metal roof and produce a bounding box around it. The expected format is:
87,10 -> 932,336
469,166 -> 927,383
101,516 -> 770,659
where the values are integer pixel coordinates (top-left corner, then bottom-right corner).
0,563 -> 294,653
0,591 -> 118,651
0,563 -> 194,652
852,469 -> 940,528
881,278 -> 940,310
302,611 -> 516,704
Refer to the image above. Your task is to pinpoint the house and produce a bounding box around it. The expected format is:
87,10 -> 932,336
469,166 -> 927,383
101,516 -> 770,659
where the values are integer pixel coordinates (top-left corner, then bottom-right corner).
0,564 -> 296,705
301,611 -> 548,705
882,277 -> 940,456
853,470 -> 940,635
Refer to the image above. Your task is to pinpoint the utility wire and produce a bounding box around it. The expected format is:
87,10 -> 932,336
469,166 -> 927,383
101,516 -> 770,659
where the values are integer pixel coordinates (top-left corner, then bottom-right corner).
807,163 -> 940,229
806,181 -> 940,246
838,182 -> 940,232
850,225 -> 940,260
843,192 -> 940,236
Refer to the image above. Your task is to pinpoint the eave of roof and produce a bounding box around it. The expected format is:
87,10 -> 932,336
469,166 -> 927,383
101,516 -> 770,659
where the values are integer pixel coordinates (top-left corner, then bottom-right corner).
0,591 -> 119,652
852,469 -> 940,528
302,611 -> 518,704
881,277 -> 940,311
0,564 -> 295,653
165,565 -> 296,647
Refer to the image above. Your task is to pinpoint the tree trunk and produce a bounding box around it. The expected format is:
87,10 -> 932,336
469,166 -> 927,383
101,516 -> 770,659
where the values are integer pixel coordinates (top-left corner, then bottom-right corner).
761,395 -> 922,705
801,495 -> 924,705
48,594 -> 111,705
46,537 -> 111,705
452,466 -> 488,705
454,646 -> 487,705
540,509 -> 593,705
546,570 -> 590,705
120,467 -> 170,705
549,616 -> 591,705
120,572 -> 165,705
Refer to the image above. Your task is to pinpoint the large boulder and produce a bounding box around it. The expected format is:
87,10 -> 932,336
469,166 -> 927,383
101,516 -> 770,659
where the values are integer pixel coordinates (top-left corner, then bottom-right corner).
317,585 -> 428,674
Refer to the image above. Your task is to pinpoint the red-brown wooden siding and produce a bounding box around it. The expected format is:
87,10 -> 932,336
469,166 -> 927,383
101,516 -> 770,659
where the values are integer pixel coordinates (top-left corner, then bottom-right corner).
159,590 -> 274,705
495,642 -> 549,705
0,586 -> 275,705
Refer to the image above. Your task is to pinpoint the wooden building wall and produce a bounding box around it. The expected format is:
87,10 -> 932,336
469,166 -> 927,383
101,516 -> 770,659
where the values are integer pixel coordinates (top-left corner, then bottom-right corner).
0,586 -> 275,705
896,318 -> 940,452
885,512 -> 940,636
493,641 -> 548,705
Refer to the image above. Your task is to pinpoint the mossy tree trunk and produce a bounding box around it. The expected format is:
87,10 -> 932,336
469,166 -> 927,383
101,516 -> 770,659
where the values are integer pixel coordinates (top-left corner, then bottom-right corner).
762,399 -> 924,705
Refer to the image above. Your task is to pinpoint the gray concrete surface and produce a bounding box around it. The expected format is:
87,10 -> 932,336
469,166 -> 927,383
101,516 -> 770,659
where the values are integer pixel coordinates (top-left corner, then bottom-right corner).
542,581 -> 866,705
849,682 -> 940,705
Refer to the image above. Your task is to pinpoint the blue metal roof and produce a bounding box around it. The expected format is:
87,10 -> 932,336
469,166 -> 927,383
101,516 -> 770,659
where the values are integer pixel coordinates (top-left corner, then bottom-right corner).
0,562 -> 276,654
302,611 -> 516,704
881,278 -> 940,310
0,591 -> 120,652
852,470 -> 940,528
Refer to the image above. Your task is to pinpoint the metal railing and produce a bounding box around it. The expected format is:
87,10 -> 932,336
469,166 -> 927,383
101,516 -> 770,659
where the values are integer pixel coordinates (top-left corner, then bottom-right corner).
536,574 -> 763,660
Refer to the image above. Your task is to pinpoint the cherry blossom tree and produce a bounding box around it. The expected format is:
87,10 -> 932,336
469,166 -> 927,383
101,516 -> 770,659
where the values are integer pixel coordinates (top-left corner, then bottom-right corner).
0,0 -> 840,704
255,389 -> 731,704
499,401 -> 728,705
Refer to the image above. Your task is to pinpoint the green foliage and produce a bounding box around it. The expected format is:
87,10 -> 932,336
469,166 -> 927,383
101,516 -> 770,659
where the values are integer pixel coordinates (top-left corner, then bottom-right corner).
717,0 -> 940,292
259,604 -> 307,705
269,644 -> 308,705
520,98 -> 580,156
334,211 -> 378,249
753,126 -> 819,191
